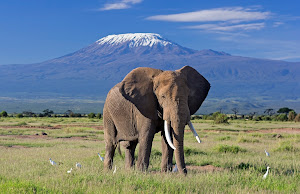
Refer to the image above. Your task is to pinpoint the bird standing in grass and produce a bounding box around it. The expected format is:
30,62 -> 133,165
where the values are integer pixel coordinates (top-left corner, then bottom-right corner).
265,149 -> 270,157
113,165 -> 117,174
76,162 -> 82,169
263,166 -> 270,179
67,168 -> 73,173
49,158 -> 57,166
98,153 -> 104,162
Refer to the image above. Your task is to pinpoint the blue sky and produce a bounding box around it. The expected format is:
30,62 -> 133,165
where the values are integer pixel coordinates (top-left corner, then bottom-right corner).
1,0 -> 300,64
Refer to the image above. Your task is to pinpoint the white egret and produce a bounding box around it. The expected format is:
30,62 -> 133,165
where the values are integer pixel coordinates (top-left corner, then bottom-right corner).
113,165 -> 117,174
265,149 -> 270,157
98,153 -> 104,162
76,162 -> 82,169
67,168 -> 73,173
173,164 -> 178,172
263,166 -> 270,179
49,158 -> 57,166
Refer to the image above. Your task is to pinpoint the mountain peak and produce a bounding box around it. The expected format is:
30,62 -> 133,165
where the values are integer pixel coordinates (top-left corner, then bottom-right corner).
96,33 -> 173,48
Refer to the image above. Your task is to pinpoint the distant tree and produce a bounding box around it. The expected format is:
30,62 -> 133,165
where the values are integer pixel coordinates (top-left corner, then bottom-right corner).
231,108 -> 239,116
43,109 -> 54,117
249,112 -> 257,120
0,111 -> 8,117
96,113 -> 102,119
264,108 -> 275,116
22,111 -> 35,117
288,111 -> 296,121
65,110 -> 73,117
277,107 -> 294,114
88,113 -> 96,118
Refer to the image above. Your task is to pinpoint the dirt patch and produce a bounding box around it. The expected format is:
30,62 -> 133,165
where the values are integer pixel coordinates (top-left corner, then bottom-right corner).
204,128 -> 300,134
256,128 -> 300,134
187,165 -> 224,172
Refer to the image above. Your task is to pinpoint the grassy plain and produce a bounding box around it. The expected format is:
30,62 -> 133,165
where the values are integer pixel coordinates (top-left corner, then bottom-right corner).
0,117 -> 299,193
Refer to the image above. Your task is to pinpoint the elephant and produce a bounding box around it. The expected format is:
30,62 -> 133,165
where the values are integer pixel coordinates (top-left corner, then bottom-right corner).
103,66 -> 210,174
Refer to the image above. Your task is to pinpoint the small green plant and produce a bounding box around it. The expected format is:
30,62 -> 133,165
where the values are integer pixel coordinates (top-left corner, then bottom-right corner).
237,137 -> 260,143
214,144 -> 246,153
217,136 -> 231,141
184,147 -> 206,156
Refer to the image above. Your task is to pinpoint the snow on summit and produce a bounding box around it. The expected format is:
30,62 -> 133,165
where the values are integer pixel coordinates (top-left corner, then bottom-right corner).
96,33 -> 173,48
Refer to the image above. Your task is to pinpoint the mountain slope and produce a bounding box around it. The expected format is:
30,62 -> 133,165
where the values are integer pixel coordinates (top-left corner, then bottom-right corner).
0,33 -> 299,113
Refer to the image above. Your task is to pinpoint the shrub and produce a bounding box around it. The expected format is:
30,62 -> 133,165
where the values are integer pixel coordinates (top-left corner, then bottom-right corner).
214,144 -> 246,153
288,111 -> 296,121
295,114 -> 300,122
88,112 -> 96,119
214,113 -> 229,124
96,113 -> 102,119
16,113 -> 23,118
0,111 -> 8,117
276,114 -> 288,121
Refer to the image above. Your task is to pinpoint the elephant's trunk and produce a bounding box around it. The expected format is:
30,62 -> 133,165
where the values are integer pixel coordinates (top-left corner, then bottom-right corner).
171,119 -> 187,174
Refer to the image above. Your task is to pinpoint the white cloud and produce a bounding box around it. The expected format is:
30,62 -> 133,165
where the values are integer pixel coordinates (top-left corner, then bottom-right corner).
100,0 -> 142,11
147,7 -> 271,23
185,23 -> 265,32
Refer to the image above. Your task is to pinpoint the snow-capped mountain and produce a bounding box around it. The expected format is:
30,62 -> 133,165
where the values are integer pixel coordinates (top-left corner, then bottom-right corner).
96,33 -> 174,47
0,33 -> 299,113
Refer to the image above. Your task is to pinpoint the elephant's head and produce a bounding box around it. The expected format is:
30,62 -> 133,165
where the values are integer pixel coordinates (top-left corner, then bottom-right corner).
120,66 -> 210,174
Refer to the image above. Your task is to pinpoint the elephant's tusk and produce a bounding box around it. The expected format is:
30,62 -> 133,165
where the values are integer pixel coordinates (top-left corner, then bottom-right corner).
164,120 -> 176,150
188,121 -> 201,143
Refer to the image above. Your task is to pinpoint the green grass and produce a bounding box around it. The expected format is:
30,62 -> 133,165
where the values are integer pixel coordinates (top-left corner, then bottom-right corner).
0,117 -> 299,193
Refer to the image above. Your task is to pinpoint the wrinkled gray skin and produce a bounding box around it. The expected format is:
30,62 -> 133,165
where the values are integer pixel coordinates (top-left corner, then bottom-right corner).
103,66 -> 210,174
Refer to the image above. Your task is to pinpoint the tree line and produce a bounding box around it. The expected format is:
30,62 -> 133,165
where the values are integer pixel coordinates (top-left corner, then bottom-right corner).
0,109 -> 102,119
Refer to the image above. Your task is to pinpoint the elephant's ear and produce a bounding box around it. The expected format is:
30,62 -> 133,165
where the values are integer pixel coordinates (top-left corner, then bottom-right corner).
119,67 -> 163,120
178,66 -> 210,115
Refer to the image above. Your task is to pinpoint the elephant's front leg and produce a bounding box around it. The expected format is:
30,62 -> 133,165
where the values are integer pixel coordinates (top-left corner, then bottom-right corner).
161,130 -> 174,172
137,129 -> 155,171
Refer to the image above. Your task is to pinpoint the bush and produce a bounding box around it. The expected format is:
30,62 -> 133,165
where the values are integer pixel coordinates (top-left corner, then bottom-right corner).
214,113 -> 229,124
0,111 -> 8,117
214,144 -> 246,153
16,113 -> 23,118
276,114 -> 288,121
295,114 -> 300,122
288,111 -> 296,121
88,112 -> 96,119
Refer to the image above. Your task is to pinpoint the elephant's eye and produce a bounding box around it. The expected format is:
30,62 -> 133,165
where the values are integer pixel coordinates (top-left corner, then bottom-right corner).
161,95 -> 166,99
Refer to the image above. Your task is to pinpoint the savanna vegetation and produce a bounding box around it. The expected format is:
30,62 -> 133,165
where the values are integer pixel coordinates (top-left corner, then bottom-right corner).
0,115 -> 299,193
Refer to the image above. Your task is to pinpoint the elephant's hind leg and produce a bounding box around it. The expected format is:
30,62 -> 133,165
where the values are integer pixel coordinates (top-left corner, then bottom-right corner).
103,114 -> 117,170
